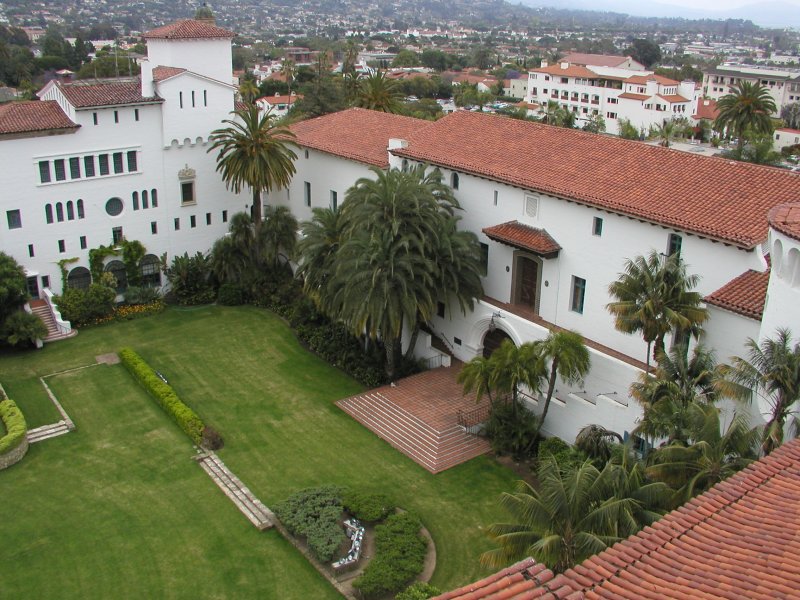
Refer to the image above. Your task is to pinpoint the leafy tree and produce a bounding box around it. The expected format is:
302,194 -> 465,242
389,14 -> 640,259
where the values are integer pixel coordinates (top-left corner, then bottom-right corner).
617,117 -> 642,140
722,134 -> 783,166
721,329 -> 800,455
75,54 -> 140,79
534,330 -> 590,427
2,311 -> 47,348
781,102 -> 800,129
392,49 -> 421,67
420,49 -> 448,71
0,252 -> 28,325
294,54 -> 346,117
713,81 -> 777,152
355,70 -> 403,113
209,104 -> 297,223
582,113 -> 606,134
163,252 -> 214,305
624,39 -> 662,68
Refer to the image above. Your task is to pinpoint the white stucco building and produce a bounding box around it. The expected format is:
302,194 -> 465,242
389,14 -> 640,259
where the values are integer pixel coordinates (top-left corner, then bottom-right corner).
703,64 -> 800,115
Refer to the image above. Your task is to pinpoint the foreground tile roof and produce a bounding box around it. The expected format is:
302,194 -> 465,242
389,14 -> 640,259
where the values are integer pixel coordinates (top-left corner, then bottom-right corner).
289,108 -> 429,168
143,19 -> 235,40
0,100 -> 78,135
392,111 -> 800,249
483,221 -> 561,257
435,438 -> 800,600
769,202 -> 800,242
58,80 -> 162,108
705,268 -> 770,320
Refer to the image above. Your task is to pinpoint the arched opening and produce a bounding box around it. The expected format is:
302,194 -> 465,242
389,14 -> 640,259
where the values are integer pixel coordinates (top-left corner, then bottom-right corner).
105,260 -> 128,293
67,266 -> 91,290
773,239 -> 784,277
787,248 -> 800,288
451,172 -> 460,190
482,327 -> 514,358
139,254 -> 161,287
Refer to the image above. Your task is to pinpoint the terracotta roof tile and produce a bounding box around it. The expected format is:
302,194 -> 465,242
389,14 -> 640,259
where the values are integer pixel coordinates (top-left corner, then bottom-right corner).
0,100 -> 78,135
532,64 -> 603,79
562,53 -> 633,68
152,65 -> 186,82
58,80 -> 162,108
657,94 -> 690,103
289,107 -> 429,168
257,94 -> 302,105
769,202 -> 800,242
483,221 -> 561,256
143,19 -> 235,39
705,268 -> 770,319
618,92 -> 649,100
693,99 -> 719,120
434,558 -> 573,600
392,111 -> 800,248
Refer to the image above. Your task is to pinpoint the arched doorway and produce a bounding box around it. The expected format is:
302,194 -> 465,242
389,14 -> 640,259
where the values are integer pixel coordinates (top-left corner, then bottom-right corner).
482,327 -> 514,358
139,254 -> 162,287
105,260 -> 128,293
67,266 -> 91,290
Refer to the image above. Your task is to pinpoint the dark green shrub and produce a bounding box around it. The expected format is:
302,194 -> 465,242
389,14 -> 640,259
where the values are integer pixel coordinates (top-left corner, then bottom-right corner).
163,252 -> 215,305
274,486 -> 346,563
343,490 -> 395,522
201,426 -> 224,450
484,401 -> 540,460
119,347 -> 205,445
0,398 -> 27,454
353,512 -> 427,598
396,582 -> 441,600
538,436 -> 587,470
55,283 -> 116,326
2,311 -> 47,347
217,283 -> 244,306
124,286 -> 161,305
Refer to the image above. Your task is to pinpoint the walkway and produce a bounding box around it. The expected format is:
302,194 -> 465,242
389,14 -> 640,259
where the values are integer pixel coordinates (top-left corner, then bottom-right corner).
337,365 -> 491,474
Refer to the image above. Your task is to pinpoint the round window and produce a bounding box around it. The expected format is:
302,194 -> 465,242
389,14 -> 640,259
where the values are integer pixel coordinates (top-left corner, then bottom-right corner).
105,197 -> 124,216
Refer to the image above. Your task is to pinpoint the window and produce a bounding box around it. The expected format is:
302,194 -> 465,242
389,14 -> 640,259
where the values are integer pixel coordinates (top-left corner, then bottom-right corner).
39,161 -> 51,183
304,181 -> 311,207
69,157 -> 81,179
54,159 -> 66,181
77,199 -> 85,219
56,203 -> 64,222
479,243 -> 489,276
112,152 -> 124,174
206,212 -> 211,225
190,215 -> 197,228
593,216 -> 603,236
304,150 -> 309,159
402,159 -> 409,172
127,151 -> 137,172
570,276 -> 586,314
668,233 -> 682,257
45,204 -> 53,224
181,182 -> 195,204
105,197 -> 124,216
80,236 -> 87,249
132,191 -> 139,210
114,110 -> 119,123
330,190 -> 338,211
6,209 -> 21,230
191,90 -> 196,107
606,112 -> 617,119
99,154 -> 110,175
493,190 -> 498,206
203,90 -> 207,106
437,301 -> 445,318
525,194 -> 539,218
66,201 -> 74,220
151,221 -> 158,235
451,172 -> 459,189
140,255 -> 161,287
151,189 -> 158,207
179,91 -> 183,108
112,227 -> 123,245
142,190 -> 149,209
92,112 -> 98,125
28,244 -> 34,257
222,210 -> 228,223
84,156 -> 95,177
42,275 -> 50,289
134,108 -> 139,121
58,239 -> 66,253
173,218 -> 180,231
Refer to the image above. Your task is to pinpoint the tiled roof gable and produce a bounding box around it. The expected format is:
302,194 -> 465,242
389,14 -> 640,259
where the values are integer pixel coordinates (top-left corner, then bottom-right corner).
152,66 -> 186,82
769,202 -> 800,242
483,221 -> 561,257
0,100 -> 78,135
705,269 -> 770,320
144,19 -> 234,40
58,80 -> 162,108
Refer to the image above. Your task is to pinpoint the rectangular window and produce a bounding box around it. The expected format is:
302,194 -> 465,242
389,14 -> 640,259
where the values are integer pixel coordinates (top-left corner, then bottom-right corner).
6,209 -> 22,229
39,161 -> 51,183
570,276 -> 586,314
69,157 -> 81,179
493,190 -> 498,206
181,181 -> 195,204
593,217 -> 603,236
112,152 -> 124,174
437,301 -> 445,318
151,221 -> 157,235
179,91 -> 183,108
54,159 -> 66,181
77,200 -> 85,219
127,151 -> 138,172
222,210 -> 228,223
28,244 -> 34,258
80,236 -> 87,249
112,227 -> 123,245
174,218 -> 180,231
92,112 -> 98,125
479,242 -> 489,276
190,215 -> 197,228
114,110 -> 119,123
203,90 -> 207,106
668,233 -> 682,257
58,239 -> 66,253
330,190 -> 338,211
151,190 -> 158,207
304,181 -> 311,207
99,154 -> 110,175
191,90 -> 196,107
206,212 -> 211,225
42,275 -> 50,289
134,108 -> 139,121
84,156 -> 95,177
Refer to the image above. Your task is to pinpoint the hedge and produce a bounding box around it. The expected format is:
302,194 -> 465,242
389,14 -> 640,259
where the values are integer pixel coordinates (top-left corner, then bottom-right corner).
0,398 -> 28,455
343,490 -> 395,523
119,347 -> 204,445
274,486 -> 346,563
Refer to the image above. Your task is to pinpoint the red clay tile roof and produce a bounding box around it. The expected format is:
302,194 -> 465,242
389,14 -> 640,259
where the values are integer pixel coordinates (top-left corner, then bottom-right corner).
704,268 -> 769,319
562,52 -> 634,68
143,19 -> 235,40
626,73 -> 679,85
0,100 -> 78,135
58,80 -> 162,108
152,66 -> 186,82
257,94 -> 302,105
437,438 -> 800,600
483,221 -> 561,256
392,110 -> 800,248
289,108 -> 429,168
618,92 -> 649,100
769,202 -> 800,242
693,98 -> 719,120
533,64 -> 603,79
657,93 -> 690,103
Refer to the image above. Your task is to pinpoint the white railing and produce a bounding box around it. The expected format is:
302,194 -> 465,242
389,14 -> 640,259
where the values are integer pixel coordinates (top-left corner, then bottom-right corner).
42,288 -> 72,336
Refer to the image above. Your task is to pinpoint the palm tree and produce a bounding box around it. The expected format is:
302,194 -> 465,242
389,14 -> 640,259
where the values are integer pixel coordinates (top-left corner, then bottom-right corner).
649,119 -> 681,147
721,328 -> 800,455
296,207 -> 345,302
487,340 -> 544,416
283,58 -> 296,99
575,424 -> 624,463
257,205 -> 298,268
354,70 -> 403,113
713,81 -> 777,152
238,77 -> 259,105
607,251 -> 708,368
458,354 -> 496,406
533,330 -> 590,427
208,104 -> 297,223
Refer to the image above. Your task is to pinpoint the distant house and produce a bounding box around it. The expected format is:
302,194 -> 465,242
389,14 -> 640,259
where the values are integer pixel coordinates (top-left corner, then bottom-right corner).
255,93 -> 302,118
775,127 -> 800,152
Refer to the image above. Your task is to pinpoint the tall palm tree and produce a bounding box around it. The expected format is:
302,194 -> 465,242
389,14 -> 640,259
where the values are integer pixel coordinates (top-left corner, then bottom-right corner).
296,207 -> 345,302
575,424 -> 624,463
238,77 -> 259,104
487,340 -> 544,415
607,251 -> 708,368
458,354 -> 496,406
713,81 -> 777,152
208,104 -> 297,223
533,330 -> 590,427
721,328 -> 800,455
257,205 -> 298,268
354,70 -> 403,113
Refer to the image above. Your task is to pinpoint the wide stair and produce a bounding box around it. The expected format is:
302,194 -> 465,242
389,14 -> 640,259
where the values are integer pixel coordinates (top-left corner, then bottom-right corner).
30,299 -> 76,343
337,392 -> 491,474
26,421 -> 73,443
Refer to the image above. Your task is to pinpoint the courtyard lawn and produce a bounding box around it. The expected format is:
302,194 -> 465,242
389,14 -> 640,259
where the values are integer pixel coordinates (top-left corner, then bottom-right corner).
0,306 -> 518,596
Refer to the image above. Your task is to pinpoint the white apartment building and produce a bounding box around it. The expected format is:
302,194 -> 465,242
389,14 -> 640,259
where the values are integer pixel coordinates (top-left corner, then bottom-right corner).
0,18 -> 246,299
526,61 -> 697,135
271,108 -> 800,443
703,64 -> 800,114
255,93 -> 301,118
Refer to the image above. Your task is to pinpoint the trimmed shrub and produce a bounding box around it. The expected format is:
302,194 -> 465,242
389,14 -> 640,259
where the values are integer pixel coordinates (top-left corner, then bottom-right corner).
55,283 -> 116,326
343,490 -> 395,523
484,401 -> 540,460
124,286 -> 161,305
396,582 -> 441,600
274,486 -> 346,563
119,347 -> 205,445
2,311 -> 47,347
538,435 -> 587,470
0,399 -> 27,454
217,283 -> 244,306
201,426 -> 224,450
353,512 -> 427,598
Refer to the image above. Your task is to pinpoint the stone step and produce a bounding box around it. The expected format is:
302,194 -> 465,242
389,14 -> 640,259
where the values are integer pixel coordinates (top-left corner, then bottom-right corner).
340,393 -> 443,448
27,421 -> 72,443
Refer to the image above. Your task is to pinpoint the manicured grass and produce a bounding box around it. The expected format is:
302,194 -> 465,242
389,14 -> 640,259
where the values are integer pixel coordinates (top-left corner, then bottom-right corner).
0,306 -> 518,596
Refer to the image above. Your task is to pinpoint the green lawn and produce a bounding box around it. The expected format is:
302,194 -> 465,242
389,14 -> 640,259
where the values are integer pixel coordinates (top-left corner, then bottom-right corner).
0,306 -> 518,597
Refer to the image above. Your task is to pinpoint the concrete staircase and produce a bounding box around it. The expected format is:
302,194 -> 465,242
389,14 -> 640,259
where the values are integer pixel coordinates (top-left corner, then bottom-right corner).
26,421 -> 72,443
30,300 -> 76,343
337,392 -> 491,474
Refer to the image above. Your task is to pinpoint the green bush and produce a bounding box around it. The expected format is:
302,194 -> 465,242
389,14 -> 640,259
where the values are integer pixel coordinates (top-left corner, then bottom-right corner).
2,311 -> 47,347
484,401 -> 540,460
55,283 -> 116,326
396,581 -> 441,600
537,436 -> 587,470
353,512 -> 427,598
343,490 -> 395,523
274,486 -> 346,563
0,398 -> 27,454
124,286 -> 161,305
118,347 -> 205,445
217,283 -> 244,306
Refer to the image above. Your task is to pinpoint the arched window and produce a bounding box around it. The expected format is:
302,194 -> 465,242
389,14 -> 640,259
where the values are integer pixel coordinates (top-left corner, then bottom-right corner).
77,199 -> 85,219
45,204 -> 53,224
132,191 -> 139,211
402,159 -> 409,172
451,172 -> 459,190
67,266 -> 91,290
140,254 -> 161,287
105,260 -> 127,293
56,202 -> 64,222
66,200 -> 74,220
142,190 -> 149,209
151,189 -> 158,207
